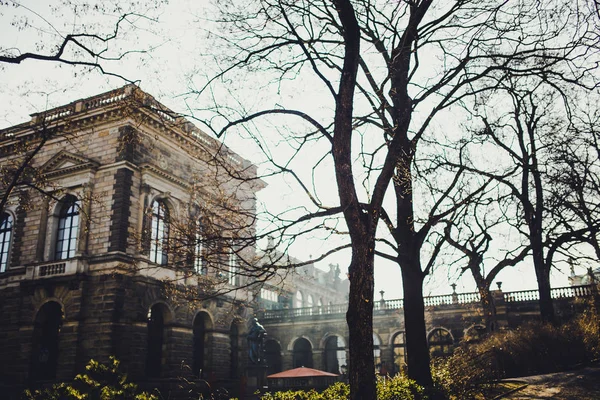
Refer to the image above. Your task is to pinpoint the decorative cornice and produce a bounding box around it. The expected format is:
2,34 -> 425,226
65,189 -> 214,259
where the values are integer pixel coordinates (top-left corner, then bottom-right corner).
140,163 -> 190,190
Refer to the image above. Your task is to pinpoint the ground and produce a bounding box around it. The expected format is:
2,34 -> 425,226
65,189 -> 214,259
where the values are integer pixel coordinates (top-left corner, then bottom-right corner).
500,365 -> 600,399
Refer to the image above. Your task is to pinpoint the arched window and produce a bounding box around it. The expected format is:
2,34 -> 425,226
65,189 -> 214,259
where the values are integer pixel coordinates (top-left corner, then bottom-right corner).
30,301 -> 63,381
373,334 -> 381,368
295,291 -> 303,308
428,328 -> 454,357
192,313 -> 206,378
149,200 -> 169,265
317,298 -> 323,314
292,338 -> 313,368
306,294 -> 314,315
464,324 -> 486,343
323,335 -> 346,374
264,340 -> 282,375
0,212 -> 13,273
392,332 -> 406,374
146,304 -> 167,378
55,196 -> 80,260
230,321 -> 240,378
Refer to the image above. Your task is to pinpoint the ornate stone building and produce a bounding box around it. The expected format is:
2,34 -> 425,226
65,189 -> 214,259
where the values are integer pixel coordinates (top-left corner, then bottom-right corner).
0,86 -> 264,398
2,85 -> 594,399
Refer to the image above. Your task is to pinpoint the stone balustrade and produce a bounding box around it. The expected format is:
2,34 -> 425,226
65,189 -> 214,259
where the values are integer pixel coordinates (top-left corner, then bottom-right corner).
259,284 -> 596,321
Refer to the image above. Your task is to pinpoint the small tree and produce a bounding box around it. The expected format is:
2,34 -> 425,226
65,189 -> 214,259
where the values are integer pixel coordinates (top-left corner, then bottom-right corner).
24,357 -> 158,400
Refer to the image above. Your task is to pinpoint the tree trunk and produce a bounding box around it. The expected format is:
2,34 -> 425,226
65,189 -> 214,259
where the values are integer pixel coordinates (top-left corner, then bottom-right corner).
477,283 -> 497,332
534,262 -> 554,323
401,262 -> 433,388
532,230 -> 555,323
346,243 -> 376,400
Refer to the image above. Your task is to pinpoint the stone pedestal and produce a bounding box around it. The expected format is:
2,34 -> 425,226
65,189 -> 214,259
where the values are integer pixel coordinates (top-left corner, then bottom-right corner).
244,364 -> 268,398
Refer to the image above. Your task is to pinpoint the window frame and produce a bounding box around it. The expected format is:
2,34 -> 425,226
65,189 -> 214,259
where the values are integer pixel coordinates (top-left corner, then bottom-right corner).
54,196 -> 80,261
227,240 -> 239,286
0,212 -> 14,273
149,199 -> 169,265
428,328 -> 454,357
193,224 -> 207,275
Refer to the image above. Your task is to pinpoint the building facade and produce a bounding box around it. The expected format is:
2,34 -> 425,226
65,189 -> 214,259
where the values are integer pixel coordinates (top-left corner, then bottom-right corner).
0,86 -> 265,398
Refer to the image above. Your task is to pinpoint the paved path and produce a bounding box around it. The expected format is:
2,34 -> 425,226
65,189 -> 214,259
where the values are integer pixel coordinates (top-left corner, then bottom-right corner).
501,365 -> 600,399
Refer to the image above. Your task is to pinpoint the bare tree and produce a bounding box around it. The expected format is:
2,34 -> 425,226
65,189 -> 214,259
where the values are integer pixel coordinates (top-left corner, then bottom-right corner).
0,0 -> 163,79
0,0 -> 166,210
183,0 -> 599,395
547,101 -> 600,264
441,192 -> 530,331
449,76 -> 600,323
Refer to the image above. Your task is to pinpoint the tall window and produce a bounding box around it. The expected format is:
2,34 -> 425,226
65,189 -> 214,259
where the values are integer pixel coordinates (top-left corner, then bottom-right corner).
0,212 -> 13,273
194,228 -> 207,275
149,200 -> 169,265
55,196 -> 80,260
392,332 -> 406,374
227,241 -> 239,286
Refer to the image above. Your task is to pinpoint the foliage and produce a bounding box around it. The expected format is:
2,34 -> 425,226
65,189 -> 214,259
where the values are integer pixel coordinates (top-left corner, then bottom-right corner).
24,357 -> 158,400
431,305 -> 600,399
431,347 -> 501,399
260,376 -> 427,400
575,298 -> 600,357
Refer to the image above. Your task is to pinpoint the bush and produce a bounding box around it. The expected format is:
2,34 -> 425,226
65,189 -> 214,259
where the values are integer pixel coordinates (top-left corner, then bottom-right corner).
24,357 -> 158,400
260,376 -> 426,400
432,306 -> 600,399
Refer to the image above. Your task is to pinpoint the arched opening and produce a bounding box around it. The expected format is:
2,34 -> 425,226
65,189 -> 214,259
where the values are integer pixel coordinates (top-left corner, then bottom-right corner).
306,294 -> 314,315
146,303 -> 169,378
464,324 -> 486,343
428,328 -> 454,357
55,196 -> 80,260
295,291 -> 303,308
193,312 -> 208,378
323,335 -> 346,374
373,334 -> 382,370
264,340 -> 282,375
292,338 -> 313,368
229,320 -> 240,378
30,301 -> 63,381
392,331 -> 406,375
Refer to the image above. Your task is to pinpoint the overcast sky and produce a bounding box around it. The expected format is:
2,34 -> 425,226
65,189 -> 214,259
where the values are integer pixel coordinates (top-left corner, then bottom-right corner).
1,0 -> 580,299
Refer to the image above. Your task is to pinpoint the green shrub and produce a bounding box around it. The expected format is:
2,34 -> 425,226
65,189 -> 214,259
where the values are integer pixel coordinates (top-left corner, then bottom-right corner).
376,375 -> 427,400
260,375 -> 426,400
24,357 -> 158,400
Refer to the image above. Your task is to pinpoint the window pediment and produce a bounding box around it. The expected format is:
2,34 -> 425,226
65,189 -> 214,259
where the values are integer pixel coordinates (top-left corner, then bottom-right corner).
40,150 -> 100,179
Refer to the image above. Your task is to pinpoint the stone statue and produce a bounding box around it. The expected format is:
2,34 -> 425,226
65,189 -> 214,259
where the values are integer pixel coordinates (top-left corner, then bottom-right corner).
247,317 -> 267,364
